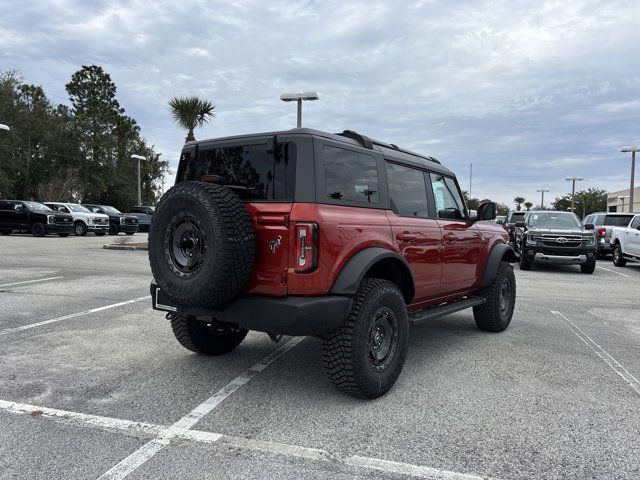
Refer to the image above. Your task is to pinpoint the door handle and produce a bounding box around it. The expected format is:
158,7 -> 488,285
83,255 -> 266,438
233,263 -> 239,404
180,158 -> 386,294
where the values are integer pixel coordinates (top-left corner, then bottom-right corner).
396,232 -> 417,241
443,233 -> 456,243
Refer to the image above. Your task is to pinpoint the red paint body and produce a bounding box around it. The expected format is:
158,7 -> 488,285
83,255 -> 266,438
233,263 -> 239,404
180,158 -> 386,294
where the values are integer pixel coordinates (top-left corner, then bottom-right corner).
244,202 -> 509,311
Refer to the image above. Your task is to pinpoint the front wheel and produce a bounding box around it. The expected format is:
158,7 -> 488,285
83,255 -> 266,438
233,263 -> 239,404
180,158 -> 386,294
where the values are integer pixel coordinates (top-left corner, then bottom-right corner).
31,222 -> 46,237
169,314 -> 248,356
74,222 -> 87,236
322,278 -> 409,399
108,224 -> 118,235
473,261 -> 516,332
612,244 -> 627,267
580,261 -> 596,274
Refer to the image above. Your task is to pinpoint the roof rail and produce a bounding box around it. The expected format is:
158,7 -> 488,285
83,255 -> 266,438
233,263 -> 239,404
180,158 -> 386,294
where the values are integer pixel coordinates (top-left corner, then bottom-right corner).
336,130 -> 373,149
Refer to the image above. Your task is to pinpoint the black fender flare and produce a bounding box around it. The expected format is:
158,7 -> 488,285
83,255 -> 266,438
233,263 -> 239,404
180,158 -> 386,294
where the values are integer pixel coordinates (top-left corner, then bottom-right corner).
330,247 -> 415,300
480,243 -> 517,288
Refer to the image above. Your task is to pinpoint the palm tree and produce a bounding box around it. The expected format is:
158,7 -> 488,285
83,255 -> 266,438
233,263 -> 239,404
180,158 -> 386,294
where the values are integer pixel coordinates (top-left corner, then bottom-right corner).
514,196 -> 525,211
168,96 -> 215,142
524,201 -> 533,211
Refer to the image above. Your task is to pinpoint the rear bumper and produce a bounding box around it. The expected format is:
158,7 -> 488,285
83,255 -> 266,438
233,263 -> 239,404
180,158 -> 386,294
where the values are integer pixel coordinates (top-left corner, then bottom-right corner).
150,283 -> 350,336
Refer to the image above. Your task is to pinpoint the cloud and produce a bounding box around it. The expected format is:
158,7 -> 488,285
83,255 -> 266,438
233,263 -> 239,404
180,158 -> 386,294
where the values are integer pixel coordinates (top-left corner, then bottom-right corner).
1,0 -> 640,206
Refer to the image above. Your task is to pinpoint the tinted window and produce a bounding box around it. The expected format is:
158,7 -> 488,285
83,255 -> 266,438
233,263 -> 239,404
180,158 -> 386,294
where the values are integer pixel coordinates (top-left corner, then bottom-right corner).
0,201 -> 11,211
386,163 -> 429,217
323,146 -> 379,203
604,215 -> 634,227
429,174 -> 466,219
510,212 -> 525,222
188,143 -> 296,201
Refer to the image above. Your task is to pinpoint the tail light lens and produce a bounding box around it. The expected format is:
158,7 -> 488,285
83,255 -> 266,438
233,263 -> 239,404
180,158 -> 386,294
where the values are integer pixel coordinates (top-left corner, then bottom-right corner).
597,227 -> 606,237
294,222 -> 318,273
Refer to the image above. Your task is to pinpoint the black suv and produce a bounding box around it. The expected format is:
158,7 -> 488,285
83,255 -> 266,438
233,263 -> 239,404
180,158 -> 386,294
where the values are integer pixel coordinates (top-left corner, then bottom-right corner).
0,200 -> 74,237
513,210 -> 597,273
83,204 -> 139,235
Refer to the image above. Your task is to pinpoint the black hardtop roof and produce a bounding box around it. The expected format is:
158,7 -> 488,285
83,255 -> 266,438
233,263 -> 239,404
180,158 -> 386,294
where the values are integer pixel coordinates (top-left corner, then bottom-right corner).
187,128 -> 455,176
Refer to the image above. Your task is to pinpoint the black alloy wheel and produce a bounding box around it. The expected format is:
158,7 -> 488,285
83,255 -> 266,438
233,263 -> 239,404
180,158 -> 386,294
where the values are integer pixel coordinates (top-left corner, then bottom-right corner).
368,307 -> 399,372
31,222 -> 46,237
165,213 -> 208,279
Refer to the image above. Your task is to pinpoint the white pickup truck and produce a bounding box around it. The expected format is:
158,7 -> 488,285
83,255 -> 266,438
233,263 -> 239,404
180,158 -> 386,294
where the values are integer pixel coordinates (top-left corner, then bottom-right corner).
610,213 -> 640,266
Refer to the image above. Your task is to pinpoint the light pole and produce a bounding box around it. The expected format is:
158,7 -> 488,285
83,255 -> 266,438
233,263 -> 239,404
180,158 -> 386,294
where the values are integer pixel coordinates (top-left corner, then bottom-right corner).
620,147 -> 638,212
565,177 -> 583,214
131,154 -> 147,206
280,91 -> 319,128
537,188 -> 549,209
617,195 -> 629,212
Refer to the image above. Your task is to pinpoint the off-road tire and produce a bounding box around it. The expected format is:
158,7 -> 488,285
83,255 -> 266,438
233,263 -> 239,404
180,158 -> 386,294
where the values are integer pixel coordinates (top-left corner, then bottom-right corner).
108,224 -> 118,235
473,260 -> 516,332
0,229 -> 11,235
169,314 -> 248,356
74,222 -> 87,236
612,243 -> 627,267
31,222 -> 46,237
580,261 -> 596,274
322,278 -> 409,399
519,249 -> 532,270
149,181 -> 255,308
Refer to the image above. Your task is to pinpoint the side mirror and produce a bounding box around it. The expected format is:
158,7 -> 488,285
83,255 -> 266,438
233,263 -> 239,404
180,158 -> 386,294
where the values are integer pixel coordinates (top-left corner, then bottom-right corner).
477,201 -> 497,221
584,223 -> 595,230
515,221 -> 527,228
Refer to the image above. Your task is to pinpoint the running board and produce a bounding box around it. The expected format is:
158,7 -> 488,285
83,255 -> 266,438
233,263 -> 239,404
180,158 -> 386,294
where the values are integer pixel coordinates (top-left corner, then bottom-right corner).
409,296 -> 486,325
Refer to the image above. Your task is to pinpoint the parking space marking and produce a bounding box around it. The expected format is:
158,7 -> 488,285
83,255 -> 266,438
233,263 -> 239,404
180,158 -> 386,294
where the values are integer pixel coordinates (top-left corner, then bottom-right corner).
0,296 -> 148,336
0,397 -> 490,480
551,310 -> 640,396
97,336 -> 306,480
596,266 -> 631,278
0,276 -> 63,288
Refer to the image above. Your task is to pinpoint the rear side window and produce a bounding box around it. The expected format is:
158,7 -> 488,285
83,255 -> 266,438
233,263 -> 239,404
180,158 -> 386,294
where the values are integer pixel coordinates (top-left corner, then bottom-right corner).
184,143 -> 296,201
631,216 -> 640,229
323,145 -> 379,204
604,215 -> 634,227
386,162 -> 429,217
429,174 -> 466,219
0,201 -> 11,210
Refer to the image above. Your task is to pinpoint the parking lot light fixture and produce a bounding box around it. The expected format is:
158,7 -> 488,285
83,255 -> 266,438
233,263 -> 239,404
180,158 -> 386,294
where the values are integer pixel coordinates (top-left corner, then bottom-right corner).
536,188 -> 550,209
565,177 -> 583,214
131,154 -> 147,206
0,123 -> 10,131
280,91 -> 319,128
620,146 -> 639,212
617,195 -> 629,212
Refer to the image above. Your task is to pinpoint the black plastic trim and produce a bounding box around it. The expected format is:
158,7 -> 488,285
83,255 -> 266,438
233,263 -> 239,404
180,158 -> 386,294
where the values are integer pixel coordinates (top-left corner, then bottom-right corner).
480,243 -> 517,288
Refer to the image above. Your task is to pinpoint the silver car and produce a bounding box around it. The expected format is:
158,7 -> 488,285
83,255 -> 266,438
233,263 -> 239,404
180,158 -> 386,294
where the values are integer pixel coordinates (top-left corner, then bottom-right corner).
44,202 -> 110,236
582,212 -> 636,257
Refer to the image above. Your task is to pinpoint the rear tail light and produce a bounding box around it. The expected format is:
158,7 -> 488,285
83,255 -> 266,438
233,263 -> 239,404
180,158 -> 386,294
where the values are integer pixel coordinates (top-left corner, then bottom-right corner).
597,227 -> 606,238
294,222 -> 318,273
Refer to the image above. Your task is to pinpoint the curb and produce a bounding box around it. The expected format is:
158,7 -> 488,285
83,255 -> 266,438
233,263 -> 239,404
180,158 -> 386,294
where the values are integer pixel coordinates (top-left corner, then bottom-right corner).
103,242 -> 149,251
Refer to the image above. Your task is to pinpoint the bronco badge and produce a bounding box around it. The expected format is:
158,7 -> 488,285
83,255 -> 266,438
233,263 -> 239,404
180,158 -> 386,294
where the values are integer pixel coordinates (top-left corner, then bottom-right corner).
268,235 -> 282,253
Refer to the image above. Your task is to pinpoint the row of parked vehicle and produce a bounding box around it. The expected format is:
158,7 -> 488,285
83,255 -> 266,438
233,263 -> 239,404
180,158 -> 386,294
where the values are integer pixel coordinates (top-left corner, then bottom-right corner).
498,210 -> 640,272
0,200 -> 155,237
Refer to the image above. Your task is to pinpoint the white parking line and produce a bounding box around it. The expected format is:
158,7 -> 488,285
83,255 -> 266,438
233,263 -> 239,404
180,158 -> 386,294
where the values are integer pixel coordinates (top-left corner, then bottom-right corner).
0,397 -> 490,480
551,311 -> 640,396
97,336 -> 306,480
0,297 -> 148,336
0,276 -> 63,288
596,266 -> 630,278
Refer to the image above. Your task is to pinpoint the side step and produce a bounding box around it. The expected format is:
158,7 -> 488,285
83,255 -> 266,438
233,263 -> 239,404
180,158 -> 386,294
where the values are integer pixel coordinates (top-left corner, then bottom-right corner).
409,296 -> 486,325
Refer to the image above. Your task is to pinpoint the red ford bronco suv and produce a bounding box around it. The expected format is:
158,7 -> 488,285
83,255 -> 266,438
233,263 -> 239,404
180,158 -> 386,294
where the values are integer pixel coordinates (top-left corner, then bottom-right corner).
149,128 -> 517,398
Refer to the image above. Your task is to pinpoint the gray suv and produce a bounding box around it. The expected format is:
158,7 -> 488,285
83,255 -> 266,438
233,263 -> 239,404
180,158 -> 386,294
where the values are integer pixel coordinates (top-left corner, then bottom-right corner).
583,212 -> 636,257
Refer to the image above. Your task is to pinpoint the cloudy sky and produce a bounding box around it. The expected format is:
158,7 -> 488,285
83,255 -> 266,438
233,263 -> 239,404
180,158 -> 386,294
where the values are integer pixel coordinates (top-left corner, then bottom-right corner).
2,0 -> 640,207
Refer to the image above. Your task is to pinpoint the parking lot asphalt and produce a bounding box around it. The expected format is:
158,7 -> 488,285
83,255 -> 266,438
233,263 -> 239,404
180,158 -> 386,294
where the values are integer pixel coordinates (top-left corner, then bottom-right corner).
1,233 -> 639,479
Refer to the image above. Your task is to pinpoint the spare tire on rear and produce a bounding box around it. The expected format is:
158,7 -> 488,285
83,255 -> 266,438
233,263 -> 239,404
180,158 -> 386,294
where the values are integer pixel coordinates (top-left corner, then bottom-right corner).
149,181 -> 255,308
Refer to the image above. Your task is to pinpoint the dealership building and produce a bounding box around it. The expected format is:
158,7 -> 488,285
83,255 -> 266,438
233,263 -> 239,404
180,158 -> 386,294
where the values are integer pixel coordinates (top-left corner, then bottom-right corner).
607,186 -> 640,212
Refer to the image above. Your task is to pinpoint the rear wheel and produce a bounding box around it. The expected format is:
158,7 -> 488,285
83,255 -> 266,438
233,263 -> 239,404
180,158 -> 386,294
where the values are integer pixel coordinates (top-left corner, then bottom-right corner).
322,278 -> 409,399
169,314 -> 247,356
31,222 -> 46,237
473,260 -> 516,332
0,229 -> 11,235
612,243 -> 627,267
74,222 -> 87,236
580,261 -> 596,274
